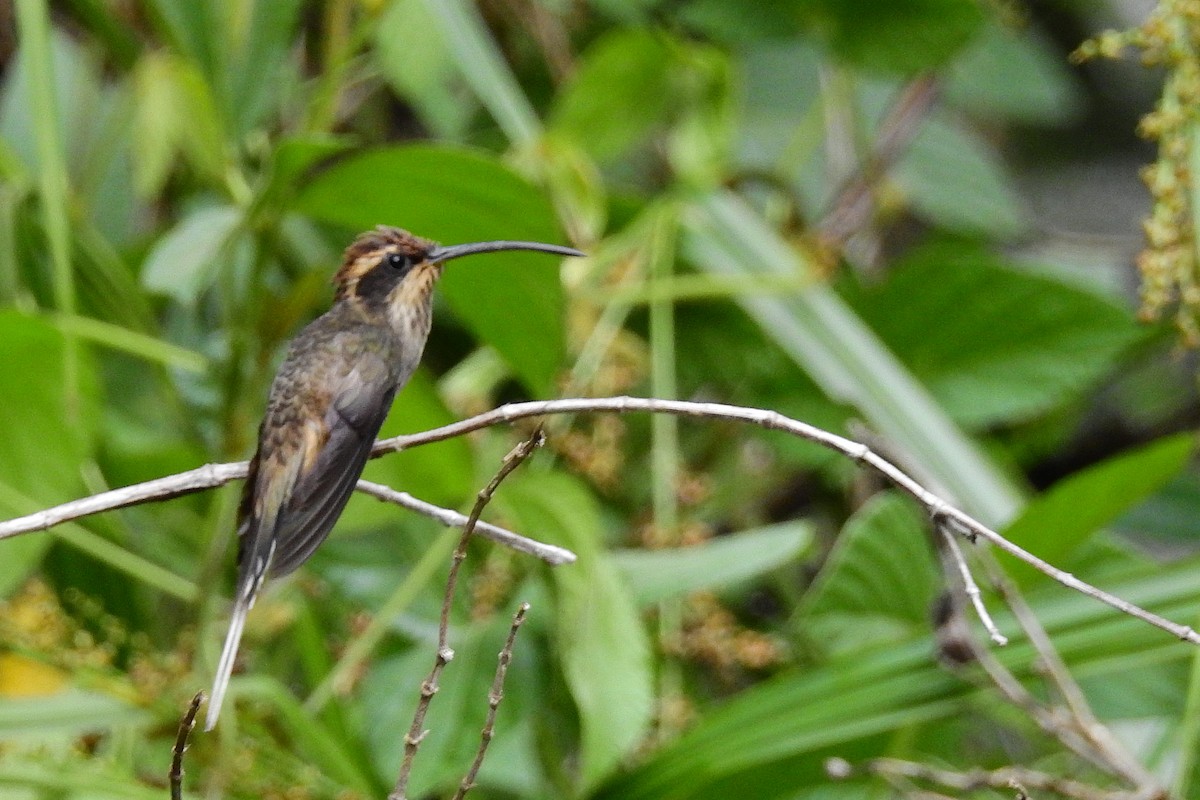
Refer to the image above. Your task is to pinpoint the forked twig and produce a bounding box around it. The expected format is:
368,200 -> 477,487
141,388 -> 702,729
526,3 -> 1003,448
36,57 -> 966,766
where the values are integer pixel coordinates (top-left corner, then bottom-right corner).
169,691 -> 204,800
453,602 -> 530,800
936,520 -> 1007,646
390,431 -> 545,800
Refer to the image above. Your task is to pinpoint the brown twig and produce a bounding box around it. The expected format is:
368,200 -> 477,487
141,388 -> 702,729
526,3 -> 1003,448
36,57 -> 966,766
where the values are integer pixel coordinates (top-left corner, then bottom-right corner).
453,602 -> 530,800
169,691 -> 204,800
390,431 -> 545,800
816,74 -> 941,249
3,396 -> 1197,645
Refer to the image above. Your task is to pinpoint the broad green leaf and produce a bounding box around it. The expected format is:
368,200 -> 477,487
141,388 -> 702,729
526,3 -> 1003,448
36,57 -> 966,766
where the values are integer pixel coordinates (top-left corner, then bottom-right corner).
499,472 -> 653,792
613,521 -> 812,606
0,312 -> 98,594
797,493 -> 939,654
844,244 -> 1145,427
895,115 -> 1029,237
802,0 -> 985,75
1001,433 -> 1195,587
140,204 -> 241,304
293,145 -> 569,395
682,0 -> 984,71
550,30 -> 675,161
945,22 -> 1084,126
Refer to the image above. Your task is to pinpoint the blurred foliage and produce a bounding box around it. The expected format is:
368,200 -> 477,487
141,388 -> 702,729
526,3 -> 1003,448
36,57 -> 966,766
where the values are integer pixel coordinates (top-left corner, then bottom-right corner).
1,1 -> 1199,799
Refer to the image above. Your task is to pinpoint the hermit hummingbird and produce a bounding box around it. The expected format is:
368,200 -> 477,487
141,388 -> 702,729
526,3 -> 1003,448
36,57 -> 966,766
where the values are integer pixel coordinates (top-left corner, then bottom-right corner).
206,225 -> 583,730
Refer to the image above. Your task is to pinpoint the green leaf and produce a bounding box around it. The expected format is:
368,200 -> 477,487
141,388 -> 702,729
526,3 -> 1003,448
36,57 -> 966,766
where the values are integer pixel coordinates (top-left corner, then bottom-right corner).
419,0 -> 540,144
550,30 -> 675,161
374,0 -> 474,138
844,244 -> 1145,427
143,0 -> 223,90
0,691 -> 145,736
895,115 -> 1029,237
140,204 -> 241,304
499,472 -> 653,791
804,0 -> 985,75
1001,434 -> 1195,587
612,522 -> 812,606
945,22 -> 1084,126
0,312 -> 98,594
293,145 -> 569,395
227,0 -> 303,136
797,494 -> 939,653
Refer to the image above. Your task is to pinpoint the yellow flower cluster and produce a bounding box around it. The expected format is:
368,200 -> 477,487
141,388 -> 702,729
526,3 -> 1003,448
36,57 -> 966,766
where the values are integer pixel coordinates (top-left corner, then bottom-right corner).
1075,2 -> 1200,343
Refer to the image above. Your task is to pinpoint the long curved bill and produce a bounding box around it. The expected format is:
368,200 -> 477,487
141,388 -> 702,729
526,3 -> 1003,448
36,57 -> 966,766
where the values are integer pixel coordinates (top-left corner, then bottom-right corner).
429,240 -> 585,263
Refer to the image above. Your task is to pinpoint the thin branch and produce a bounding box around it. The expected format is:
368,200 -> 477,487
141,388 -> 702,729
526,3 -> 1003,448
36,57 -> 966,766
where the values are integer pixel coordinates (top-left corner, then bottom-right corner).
169,691 -> 204,800
937,521 -> 1007,646
4,396 -> 1197,645
816,74 -> 941,249
390,432 -> 544,800
0,466 -> 574,566
453,602 -> 530,800
356,480 -> 574,565
0,461 -> 245,540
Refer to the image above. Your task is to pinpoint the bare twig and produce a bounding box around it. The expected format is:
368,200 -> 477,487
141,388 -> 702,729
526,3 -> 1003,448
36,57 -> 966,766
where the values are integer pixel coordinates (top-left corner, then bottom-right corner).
0,461 -> 245,540
453,602 -> 530,800
4,396 -> 1197,645
0,466 -> 574,566
169,691 -> 204,800
937,521 -> 1007,646
390,432 -> 544,800
828,756 -> 1151,800
356,480 -> 574,565
817,74 -> 941,249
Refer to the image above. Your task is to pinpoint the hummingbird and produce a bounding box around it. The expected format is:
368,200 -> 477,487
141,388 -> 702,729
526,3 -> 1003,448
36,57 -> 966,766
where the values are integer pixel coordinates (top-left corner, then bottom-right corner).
206,225 -> 583,730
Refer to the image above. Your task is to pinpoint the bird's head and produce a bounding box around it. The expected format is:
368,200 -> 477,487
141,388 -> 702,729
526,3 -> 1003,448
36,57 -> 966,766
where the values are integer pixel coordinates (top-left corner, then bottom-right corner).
334,226 -> 583,329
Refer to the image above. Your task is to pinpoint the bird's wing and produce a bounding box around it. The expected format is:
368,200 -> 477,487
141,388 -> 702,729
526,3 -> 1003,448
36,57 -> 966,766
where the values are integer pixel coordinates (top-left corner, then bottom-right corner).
267,361 -> 396,577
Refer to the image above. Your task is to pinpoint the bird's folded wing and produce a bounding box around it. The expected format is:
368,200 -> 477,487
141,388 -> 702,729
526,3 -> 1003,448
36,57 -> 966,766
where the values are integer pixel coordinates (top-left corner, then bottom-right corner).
268,368 -> 397,577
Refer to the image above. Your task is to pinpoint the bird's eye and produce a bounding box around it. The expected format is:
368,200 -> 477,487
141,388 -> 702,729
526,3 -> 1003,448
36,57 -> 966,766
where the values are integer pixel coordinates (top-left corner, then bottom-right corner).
386,252 -> 411,271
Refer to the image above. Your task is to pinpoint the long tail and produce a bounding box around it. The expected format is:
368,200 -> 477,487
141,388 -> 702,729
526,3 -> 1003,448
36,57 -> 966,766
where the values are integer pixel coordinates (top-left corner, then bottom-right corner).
206,593 -> 251,731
